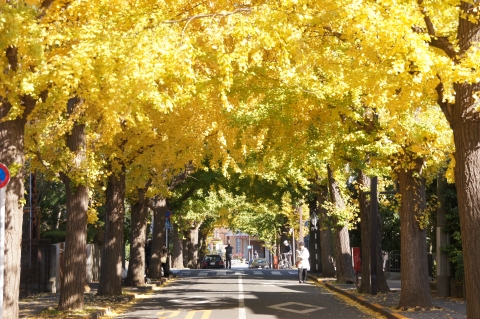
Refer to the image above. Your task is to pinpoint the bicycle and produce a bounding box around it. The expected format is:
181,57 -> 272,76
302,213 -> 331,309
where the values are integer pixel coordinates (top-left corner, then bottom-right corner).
278,253 -> 292,269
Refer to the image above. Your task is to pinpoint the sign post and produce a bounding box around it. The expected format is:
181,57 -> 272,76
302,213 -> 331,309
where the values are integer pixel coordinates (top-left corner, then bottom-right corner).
165,211 -> 173,249
0,163 -> 11,319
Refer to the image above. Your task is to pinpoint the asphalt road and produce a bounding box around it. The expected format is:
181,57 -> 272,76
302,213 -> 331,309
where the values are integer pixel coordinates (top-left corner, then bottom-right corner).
115,266 -> 375,319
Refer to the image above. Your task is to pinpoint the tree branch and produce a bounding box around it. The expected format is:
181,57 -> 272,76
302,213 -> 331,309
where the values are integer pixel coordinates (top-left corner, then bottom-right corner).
167,162 -> 195,191
163,7 -> 251,24
163,7 -> 251,41
435,80 -> 454,124
416,0 -> 457,61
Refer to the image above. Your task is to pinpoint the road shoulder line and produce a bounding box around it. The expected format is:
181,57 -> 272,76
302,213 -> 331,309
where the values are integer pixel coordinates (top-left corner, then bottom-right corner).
308,275 -> 408,319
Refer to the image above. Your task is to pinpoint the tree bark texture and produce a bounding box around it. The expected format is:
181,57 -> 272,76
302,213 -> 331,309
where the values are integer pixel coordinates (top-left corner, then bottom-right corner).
327,166 -> 355,283
317,185 -> 335,277
0,103 -> 32,318
397,159 -> 433,309
357,171 -> 390,294
172,225 -> 184,268
451,87 -> 480,317
0,47 -> 38,315
98,167 -> 126,296
198,226 -> 208,263
126,188 -> 148,286
148,198 -> 167,279
187,224 -> 201,269
58,97 -> 88,310
429,3 -> 480,316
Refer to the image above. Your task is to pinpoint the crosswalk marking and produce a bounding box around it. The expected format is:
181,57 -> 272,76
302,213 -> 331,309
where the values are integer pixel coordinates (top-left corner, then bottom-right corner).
174,269 -> 298,278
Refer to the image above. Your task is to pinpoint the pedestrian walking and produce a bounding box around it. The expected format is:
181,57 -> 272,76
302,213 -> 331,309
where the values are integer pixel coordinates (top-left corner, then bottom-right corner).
296,242 -> 310,283
225,243 -> 233,269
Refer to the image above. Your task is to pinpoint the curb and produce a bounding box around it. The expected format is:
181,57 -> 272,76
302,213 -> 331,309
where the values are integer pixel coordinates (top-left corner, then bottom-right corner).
309,275 -> 408,319
89,277 -> 174,318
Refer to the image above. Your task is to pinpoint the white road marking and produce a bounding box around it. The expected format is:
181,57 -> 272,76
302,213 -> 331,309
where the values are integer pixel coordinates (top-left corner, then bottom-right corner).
238,276 -> 246,319
268,302 -> 325,314
170,298 -> 214,304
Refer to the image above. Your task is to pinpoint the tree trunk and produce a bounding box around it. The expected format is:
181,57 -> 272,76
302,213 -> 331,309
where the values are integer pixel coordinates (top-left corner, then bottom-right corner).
187,223 -> 201,269
397,159 -> 433,309
357,171 -> 390,294
172,225 -> 184,268
198,226 -> 208,263
58,97 -> 88,310
0,51 -> 37,314
317,185 -> 335,277
0,112 -> 29,318
327,166 -> 355,283
430,3 -> 480,316
148,198 -> 167,279
126,188 -> 148,286
98,166 -> 126,295
451,87 -> 480,317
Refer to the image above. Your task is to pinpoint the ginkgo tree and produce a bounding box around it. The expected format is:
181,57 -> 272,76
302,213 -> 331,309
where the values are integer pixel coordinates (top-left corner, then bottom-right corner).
3,0 -> 480,317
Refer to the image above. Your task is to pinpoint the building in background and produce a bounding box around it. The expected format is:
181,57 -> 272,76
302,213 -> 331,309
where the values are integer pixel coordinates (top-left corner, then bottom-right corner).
209,228 -> 266,261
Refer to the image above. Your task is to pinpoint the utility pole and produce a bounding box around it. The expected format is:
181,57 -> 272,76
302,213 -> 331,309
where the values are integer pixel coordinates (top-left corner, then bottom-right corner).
370,176 -> 378,295
298,205 -> 304,244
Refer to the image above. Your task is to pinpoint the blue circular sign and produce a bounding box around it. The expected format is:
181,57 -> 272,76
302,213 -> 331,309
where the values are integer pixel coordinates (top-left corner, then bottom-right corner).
0,163 -> 10,188
166,210 -> 172,219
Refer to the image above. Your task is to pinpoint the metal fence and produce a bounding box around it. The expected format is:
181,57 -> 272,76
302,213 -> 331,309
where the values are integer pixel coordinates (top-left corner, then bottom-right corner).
383,252 -> 401,272
20,239 -> 51,298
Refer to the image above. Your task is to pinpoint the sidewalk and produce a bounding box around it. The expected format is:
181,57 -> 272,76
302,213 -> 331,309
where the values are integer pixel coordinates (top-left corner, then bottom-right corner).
19,278 -> 172,319
309,275 -> 467,319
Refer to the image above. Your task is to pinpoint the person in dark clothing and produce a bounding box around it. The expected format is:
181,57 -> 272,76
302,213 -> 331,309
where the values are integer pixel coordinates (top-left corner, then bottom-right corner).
225,244 -> 233,269
145,239 -> 152,275
283,240 -> 292,268
161,245 -> 170,277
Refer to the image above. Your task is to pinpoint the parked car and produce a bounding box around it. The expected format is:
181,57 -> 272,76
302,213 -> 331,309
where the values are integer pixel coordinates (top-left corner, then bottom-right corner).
201,254 -> 225,269
249,258 -> 269,269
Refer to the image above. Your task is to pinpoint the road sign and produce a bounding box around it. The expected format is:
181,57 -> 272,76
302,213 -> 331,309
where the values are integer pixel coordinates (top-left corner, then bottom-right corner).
166,210 -> 172,219
0,163 -> 10,189
165,219 -> 173,229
